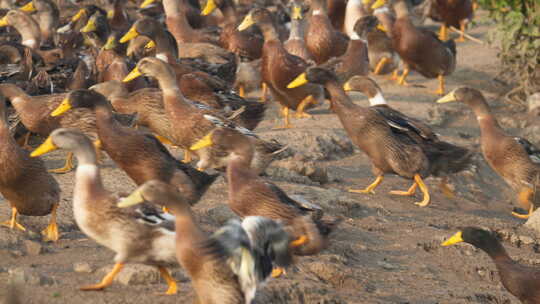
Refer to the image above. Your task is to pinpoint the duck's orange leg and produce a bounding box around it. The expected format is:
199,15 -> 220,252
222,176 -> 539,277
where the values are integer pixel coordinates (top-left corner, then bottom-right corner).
273,106 -> 292,129
349,175 -> 384,194
1,205 -> 26,231
439,24 -> 448,41
157,266 -> 178,295
456,22 -> 467,43
41,203 -> 59,242
511,188 -> 535,219
48,152 -> 75,174
80,263 -> 124,291
261,83 -> 268,102
435,75 -> 445,96
390,182 -> 418,196
397,68 -> 410,86
413,174 -> 431,207
374,57 -> 390,75
295,95 -> 314,118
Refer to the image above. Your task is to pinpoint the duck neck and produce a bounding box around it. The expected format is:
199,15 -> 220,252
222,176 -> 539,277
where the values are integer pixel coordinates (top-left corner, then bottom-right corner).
288,18 -> 305,40
393,1 -> 409,19
310,0 -> 327,16
173,206 -> 206,247
343,34 -> 367,61
226,153 -> 254,194
72,138 -> 104,202
326,80 -> 357,112
156,73 -> 191,114
155,30 -> 178,63
470,101 -> 503,138
111,1 -> 128,25
15,16 -> 41,49
93,99 -> 119,135
259,22 -> 280,42
478,241 -> 513,264
0,84 -> 26,102
344,0 -> 365,35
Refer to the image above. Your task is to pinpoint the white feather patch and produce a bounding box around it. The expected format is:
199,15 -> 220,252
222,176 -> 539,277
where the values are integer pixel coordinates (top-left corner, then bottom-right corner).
369,92 -> 387,106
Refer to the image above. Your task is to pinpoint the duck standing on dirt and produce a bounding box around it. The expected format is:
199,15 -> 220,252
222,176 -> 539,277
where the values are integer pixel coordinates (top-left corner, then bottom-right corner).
289,67 -> 472,207
31,129 -> 180,294
0,93 -> 61,242
442,227 -> 540,303
190,126 -> 339,275
438,87 -> 540,219
118,180 -> 294,304
371,0 -> 456,95
425,0 -> 473,42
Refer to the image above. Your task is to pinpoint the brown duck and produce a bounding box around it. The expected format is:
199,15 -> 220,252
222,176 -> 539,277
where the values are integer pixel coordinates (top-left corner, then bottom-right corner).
118,180 -> 294,304
304,0 -> 349,64
0,93 -> 60,241
290,67 -> 472,207
50,89 -> 219,206
426,0 -> 473,42
442,227 -> 540,304
238,8 -> 323,128
372,0 -> 456,95
191,127 -> 338,260
438,87 -> 540,218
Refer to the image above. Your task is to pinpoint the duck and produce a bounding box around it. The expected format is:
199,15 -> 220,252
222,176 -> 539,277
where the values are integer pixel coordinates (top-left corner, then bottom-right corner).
63,4 -> 107,33
317,16 -> 374,84
100,0 -> 130,32
30,129 -> 180,294
437,87 -> 540,218
50,89 -> 219,205
79,10 -> 111,48
122,57 -> 272,167
200,0 -> 264,62
442,227 -> 540,304
371,0 -> 456,95
304,0 -> 349,64
284,0 -> 314,63
289,67 -> 472,207
139,0 -> 211,30
19,0 -> 59,47
119,19 -> 236,89
118,180 -> 294,304
190,126 -> 338,259
0,93 -> 60,241
0,9 -> 63,65
343,0 -> 369,37
368,6 -> 399,75
0,83 -> 101,173
238,8 -> 324,128
426,0 -> 473,42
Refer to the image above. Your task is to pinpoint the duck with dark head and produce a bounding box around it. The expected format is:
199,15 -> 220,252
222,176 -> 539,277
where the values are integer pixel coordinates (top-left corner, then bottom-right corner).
442,227 -> 540,304
289,67 -> 473,208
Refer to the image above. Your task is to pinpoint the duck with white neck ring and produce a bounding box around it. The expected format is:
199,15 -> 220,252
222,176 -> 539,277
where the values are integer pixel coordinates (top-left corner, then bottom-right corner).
290,67 -> 473,207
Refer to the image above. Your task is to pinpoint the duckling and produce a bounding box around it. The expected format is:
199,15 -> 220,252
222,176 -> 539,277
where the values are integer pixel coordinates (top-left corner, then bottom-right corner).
19,0 -> 59,47
238,8 -> 324,128
371,0 -> 456,95
0,93 -> 60,241
437,87 -> 540,219
30,129 -> 180,294
51,89 -> 219,205
442,227 -> 540,304
304,0 -> 349,64
191,127 -> 338,257
118,180 -> 294,304
290,67 -> 472,207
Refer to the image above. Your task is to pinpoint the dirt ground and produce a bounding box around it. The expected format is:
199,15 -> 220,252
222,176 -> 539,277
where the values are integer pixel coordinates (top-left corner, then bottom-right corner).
1,9 -> 540,304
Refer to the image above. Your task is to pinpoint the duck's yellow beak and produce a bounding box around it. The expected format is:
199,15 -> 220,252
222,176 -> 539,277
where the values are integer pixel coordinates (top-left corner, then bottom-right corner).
117,189 -> 145,208
190,133 -> 213,150
237,14 -> 254,31
437,90 -> 457,103
103,35 -> 117,50
361,0 -> 372,5
80,19 -> 97,33
51,98 -> 72,117
31,136 -> 58,157
19,1 -> 36,12
71,9 -> 86,22
140,0 -> 156,8
201,0 -> 217,16
441,231 -> 463,246
371,0 -> 386,10
287,72 -> 308,89
0,16 -> 9,27
145,40 -> 156,49
123,67 -> 142,82
120,26 -> 139,43
291,5 -> 302,20
343,81 -> 352,92
377,24 -> 386,32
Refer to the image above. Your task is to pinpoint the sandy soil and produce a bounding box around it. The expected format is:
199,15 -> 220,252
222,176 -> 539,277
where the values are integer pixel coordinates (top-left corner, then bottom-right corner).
1,10 -> 540,304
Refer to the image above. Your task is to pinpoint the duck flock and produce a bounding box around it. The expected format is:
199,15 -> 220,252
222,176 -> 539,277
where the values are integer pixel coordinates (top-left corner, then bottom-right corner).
0,0 -> 539,302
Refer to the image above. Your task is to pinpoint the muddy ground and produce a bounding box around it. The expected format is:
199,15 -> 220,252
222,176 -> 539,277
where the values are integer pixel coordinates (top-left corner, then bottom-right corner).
1,9 -> 540,304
